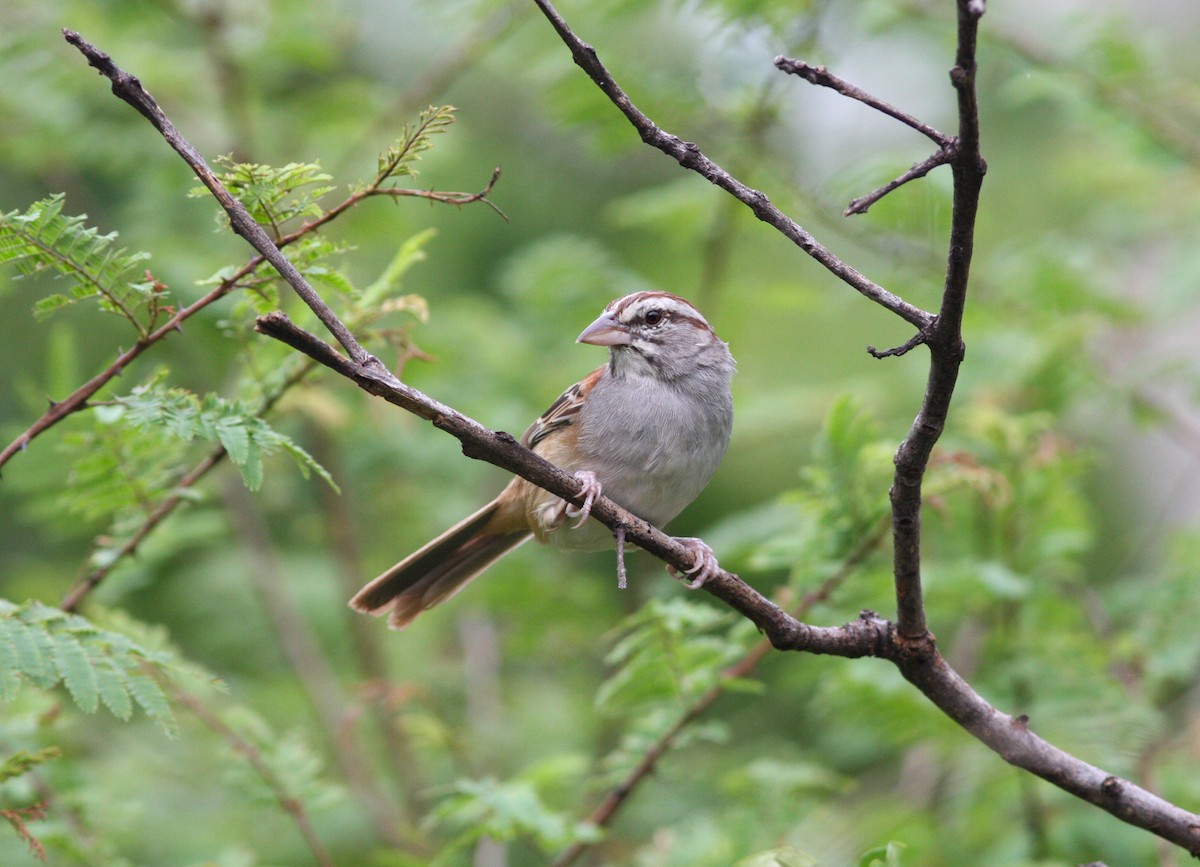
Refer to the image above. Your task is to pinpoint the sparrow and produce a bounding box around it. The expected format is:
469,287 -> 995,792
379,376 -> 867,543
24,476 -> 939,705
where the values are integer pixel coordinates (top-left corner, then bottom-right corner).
350,291 -> 735,629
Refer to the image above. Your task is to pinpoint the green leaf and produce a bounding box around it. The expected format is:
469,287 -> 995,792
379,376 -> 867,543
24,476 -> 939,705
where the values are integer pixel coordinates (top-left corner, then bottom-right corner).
735,847 -> 818,867
0,194 -> 155,330
0,600 -> 192,736
50,629 -> 100,713
858,841 -> 907,867
374,105 -> 457,185
361,227 -> 437,307
123,666 -> 177,737
216,418 -> 251,468
0,748 -> 62,783
194,158 -> 334,230
93,655 -> 134,721
116,383 -> 336,492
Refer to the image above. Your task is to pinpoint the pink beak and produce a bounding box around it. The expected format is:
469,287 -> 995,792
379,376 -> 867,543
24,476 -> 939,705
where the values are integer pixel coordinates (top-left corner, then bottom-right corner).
577,312 -> 632,347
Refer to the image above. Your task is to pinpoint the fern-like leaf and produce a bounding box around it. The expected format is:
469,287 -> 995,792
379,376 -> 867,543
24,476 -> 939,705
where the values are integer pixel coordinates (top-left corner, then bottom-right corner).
192,158 -> 334,234
117,384 -> 337,492
0,748 -> 62,784
373,105 -> 457,186
0,194 -> 153,331
0,600 -> 185,735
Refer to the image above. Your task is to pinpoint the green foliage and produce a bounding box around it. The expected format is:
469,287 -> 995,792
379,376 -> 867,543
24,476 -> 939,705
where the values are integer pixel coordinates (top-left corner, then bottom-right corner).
194,158 -> 335,236
597,598 -> 749,713
216,707 -> 345,813
0,195 -> 156,333
858,842 -> 907,867
0,747 -> 61,783
115,379 -> 335,492
0,600 -> 181,735
428,776 -> 601,860
373,105 -> 458,188
735,847 -> 817,867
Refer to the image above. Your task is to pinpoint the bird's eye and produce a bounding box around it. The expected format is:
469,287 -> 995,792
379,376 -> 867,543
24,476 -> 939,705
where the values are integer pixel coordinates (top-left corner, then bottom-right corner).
644,309 -> 664,326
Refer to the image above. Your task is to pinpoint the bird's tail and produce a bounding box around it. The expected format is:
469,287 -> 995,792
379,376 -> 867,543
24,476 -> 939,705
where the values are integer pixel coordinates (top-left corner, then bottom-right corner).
349,499 -> 531,629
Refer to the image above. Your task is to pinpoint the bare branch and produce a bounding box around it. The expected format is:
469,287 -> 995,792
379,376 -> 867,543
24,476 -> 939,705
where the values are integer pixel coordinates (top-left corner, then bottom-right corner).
845,146 -> 957,216
888,0 -> 988,640
368,166 -> 509,220
867,326 -> 932,359
773,56 -> 953,147
528,0 -> 933,330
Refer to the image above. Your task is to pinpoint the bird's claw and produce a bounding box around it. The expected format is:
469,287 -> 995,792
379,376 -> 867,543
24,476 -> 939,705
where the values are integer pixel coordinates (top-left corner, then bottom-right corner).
667,538 -> 721,589
564,470 -> 602,529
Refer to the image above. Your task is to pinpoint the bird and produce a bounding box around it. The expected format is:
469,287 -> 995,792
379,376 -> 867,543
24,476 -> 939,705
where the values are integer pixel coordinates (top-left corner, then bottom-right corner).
350,291 -> 735,629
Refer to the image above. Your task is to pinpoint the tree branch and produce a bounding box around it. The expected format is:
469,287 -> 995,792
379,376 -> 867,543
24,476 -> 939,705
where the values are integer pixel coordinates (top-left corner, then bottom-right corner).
888,0 -> 988,640
844,146 -> 957,217
773,57 -> 953,147
528,0 -> 933,331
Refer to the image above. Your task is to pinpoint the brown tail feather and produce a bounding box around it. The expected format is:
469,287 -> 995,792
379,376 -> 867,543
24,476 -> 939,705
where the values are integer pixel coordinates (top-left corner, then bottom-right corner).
349,500 -> 530,629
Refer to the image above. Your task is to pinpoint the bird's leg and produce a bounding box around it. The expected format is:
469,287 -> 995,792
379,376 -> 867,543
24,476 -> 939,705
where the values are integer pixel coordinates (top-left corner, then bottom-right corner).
615,524 -> 627,590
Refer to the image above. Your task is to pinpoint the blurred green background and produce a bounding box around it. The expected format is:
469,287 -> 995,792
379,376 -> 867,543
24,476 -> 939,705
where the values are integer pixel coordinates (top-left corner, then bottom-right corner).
3,0 -> 1200,864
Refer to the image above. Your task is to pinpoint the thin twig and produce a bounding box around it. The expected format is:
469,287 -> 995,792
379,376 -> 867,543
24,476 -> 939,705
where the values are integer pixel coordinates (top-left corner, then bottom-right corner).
174,688 -> 338,867
774,56 -> 953,147
845,146 -> 957,216
867,325 -> 932,359
528,0 -> 933,331
368,166 -> 508,220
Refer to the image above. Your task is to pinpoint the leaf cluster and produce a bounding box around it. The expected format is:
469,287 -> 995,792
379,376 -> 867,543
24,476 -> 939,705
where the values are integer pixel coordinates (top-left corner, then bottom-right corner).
0,195 -> 159,334
0,600 -> 183,735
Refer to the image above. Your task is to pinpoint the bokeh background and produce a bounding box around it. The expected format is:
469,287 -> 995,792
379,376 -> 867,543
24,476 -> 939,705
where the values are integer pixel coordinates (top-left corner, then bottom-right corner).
3,0 -> 1200,864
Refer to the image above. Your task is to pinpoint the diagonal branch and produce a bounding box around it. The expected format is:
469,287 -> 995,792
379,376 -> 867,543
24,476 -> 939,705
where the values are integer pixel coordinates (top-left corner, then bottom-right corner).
529,0 -> 932,331
844,146 -> 957,216
64,28 -> 371,366
773,57 -> 953,147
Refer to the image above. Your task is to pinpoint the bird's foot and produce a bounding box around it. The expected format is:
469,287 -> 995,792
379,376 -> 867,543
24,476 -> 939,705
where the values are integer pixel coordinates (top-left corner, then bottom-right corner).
563,470 -> 602,529
667,538 -> 721,589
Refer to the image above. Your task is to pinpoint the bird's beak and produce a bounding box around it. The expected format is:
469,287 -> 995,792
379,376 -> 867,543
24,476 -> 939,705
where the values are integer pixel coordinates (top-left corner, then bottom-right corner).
577,312 -> 632,346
